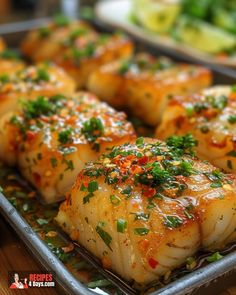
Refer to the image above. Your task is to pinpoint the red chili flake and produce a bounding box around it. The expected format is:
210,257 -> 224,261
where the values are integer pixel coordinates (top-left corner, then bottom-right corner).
82,181 -> 88,188
203,109 -> 218,120
51,115 -> 59,121
40,116 -> 50,123
33,173 -> 41,186
143,188 -> 156,198
66,193 -> 72,206
210,138 -> 227,148
26,130 -> 36,141
148,258 -> 158,269
66,116 -> 77,124
138,156 -> 148,165
139,239 -> 149,252
130,165 -> 142,174
230,92 -> 236,100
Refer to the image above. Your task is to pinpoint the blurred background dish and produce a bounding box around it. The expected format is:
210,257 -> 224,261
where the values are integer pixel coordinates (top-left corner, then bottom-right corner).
96,0 -> 236,68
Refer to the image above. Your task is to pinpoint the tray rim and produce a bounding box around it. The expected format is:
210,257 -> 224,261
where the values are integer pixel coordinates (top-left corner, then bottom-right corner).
0,192 -> 95,295
0,16 -> 236,295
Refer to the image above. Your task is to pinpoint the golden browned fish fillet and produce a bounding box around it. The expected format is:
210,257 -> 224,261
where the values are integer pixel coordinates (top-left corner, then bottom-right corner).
0,93 -> 136,203
0,37 -> 6,52
156,86 -> 236,173
21,18 -> 96,62
0,63 -> 76,117
56,136 -> 236,284
0,49 -> 25,75
21,17 -> 133,88
87,53 -> 212,126
53,33 -> 134,89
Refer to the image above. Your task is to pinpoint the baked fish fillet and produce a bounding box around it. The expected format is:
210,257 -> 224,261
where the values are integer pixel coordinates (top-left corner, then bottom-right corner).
21,18 -> 96,62
0,93 -> 135,203
0,63 -> 75,117
56,136 -> 236,284
87,53 -> 212,126
156,86 -> 236,173
21,17 -> 133,88
0,49 -> 25,75
54,33 -> 133,89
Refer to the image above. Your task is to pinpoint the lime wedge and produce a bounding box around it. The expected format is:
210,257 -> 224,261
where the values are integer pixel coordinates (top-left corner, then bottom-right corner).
174,16 -> 236,54
132,0 -> 181,33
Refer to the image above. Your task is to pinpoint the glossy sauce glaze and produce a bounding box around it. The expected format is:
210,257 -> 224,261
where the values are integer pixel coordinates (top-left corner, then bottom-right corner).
88,53 -> 212,125
0,63 -> 76,117
0,93 -> 136,203
21,16 -> 134,88
156,86 -> 236,173
56,136 -> 236,284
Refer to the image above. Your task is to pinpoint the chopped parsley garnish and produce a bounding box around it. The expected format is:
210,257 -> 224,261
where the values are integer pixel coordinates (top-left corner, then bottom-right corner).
132,212 -> 150,221
147,202 -> 156,209
69,28 -> 87,41
22,96 -> 60,119
227,160 -> 233,170
134,228 -> 150,236
205,170 -> 224,188
84,168 -> 103,178
58,128 -> 73,144
0,74 -> 9,83
118,60 -> 132,74
227,150 -> 236,157
166,134 -> 198,156
210,182 -> 222,188
82,181 -> 98,204
36,68 -> 50,82
228,114 -> 236,124
207,95 -> 228,110
96,222 -> 112,250
116,219 -> 127,233
136,137 -> 144,146
193,102 -> 208,113
54,14 -> 70,26
81,118 -> 104,151
206,252 -> 223,262
200,125 -> 209,133
164,216 -> 183,228
72,43 -> 95,62
39,27 -> 51,38
0,49 -> 20,59
50,157 -> 58,168
137,162 -> 172,187
121,185 -> 132,196
88,181 -> 98,193
63,159 -> 74,171
83,193 -> 94,204
151,58 -> 173,71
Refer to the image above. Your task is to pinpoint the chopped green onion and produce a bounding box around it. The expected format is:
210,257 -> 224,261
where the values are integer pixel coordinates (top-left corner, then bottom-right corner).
164,216 -> 183,228
110,195 -> 121,206
116,219 -> 127,233
206,252 -> 223,262
134,228 -> 150,236
96,222 -> 112,250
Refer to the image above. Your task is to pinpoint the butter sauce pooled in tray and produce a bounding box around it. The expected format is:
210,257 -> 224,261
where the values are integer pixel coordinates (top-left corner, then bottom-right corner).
0,14 -> 236,295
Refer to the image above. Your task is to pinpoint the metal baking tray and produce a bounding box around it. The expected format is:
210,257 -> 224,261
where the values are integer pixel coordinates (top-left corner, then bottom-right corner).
0,18 -> 236,295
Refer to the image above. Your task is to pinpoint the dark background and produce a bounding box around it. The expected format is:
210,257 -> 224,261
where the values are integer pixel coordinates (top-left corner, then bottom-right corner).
0,0 -> 97,23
